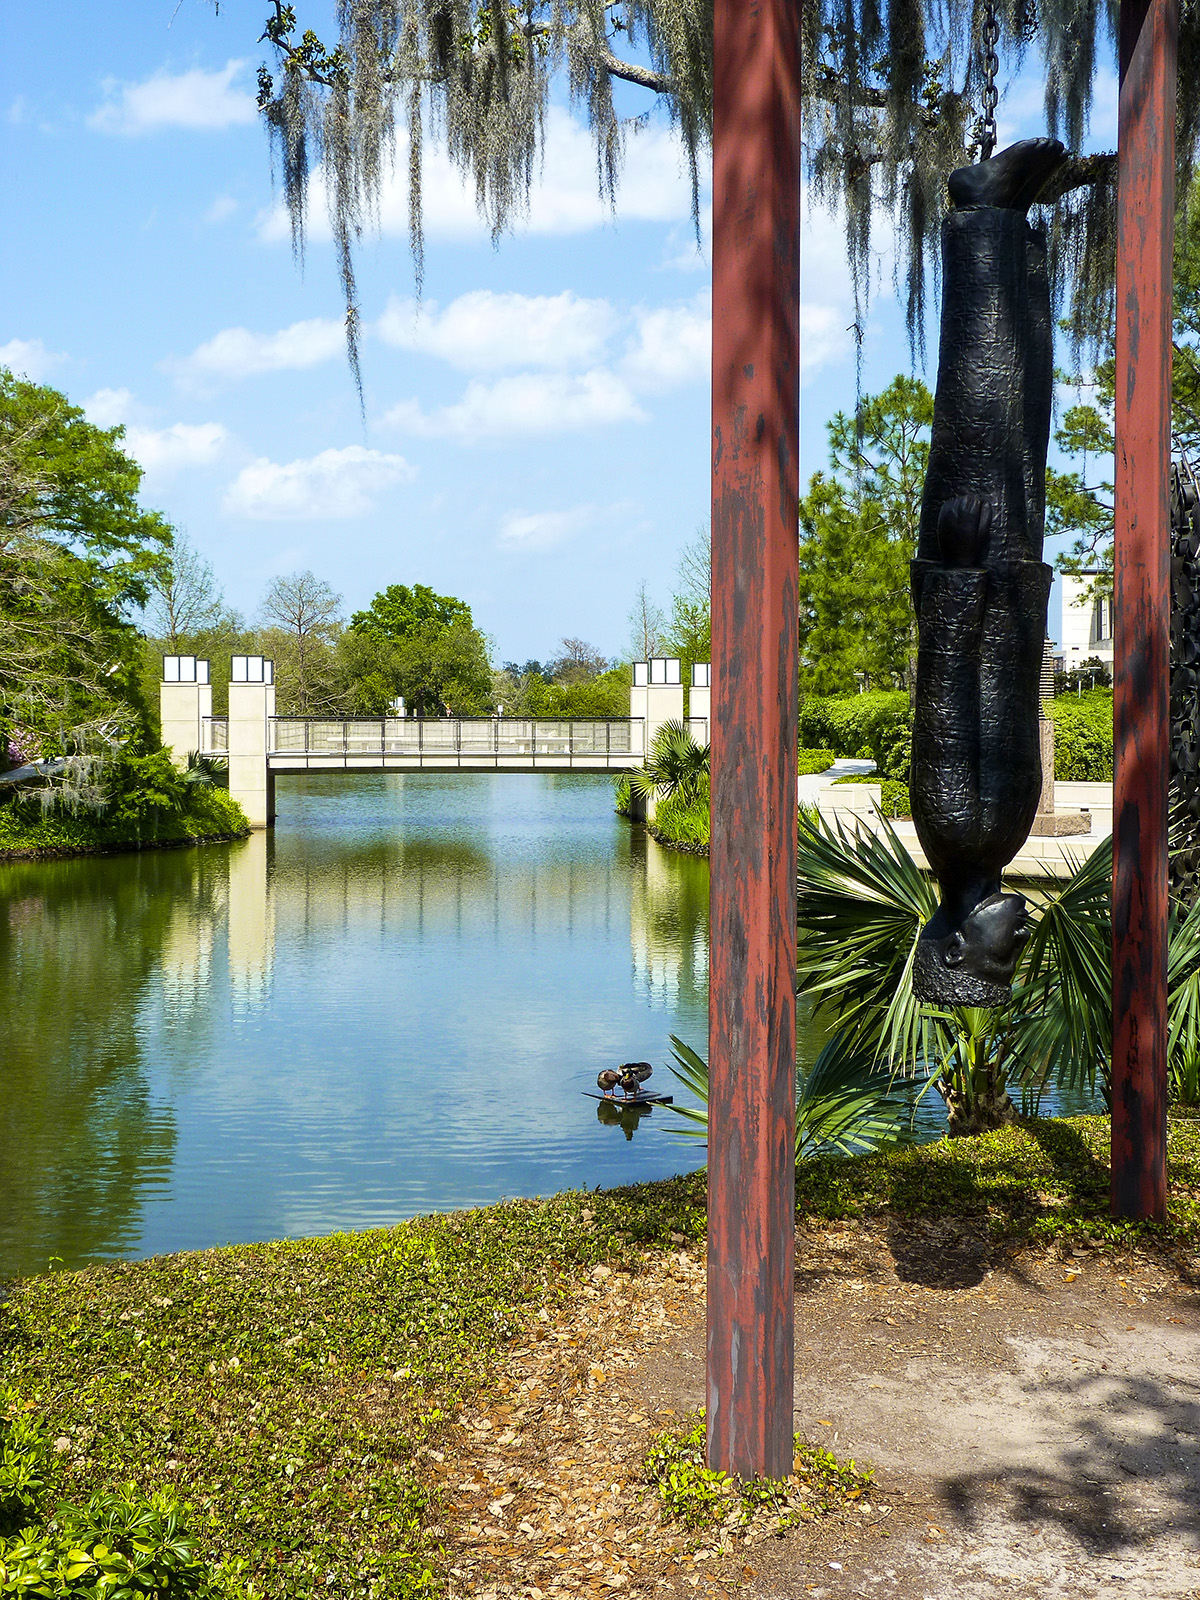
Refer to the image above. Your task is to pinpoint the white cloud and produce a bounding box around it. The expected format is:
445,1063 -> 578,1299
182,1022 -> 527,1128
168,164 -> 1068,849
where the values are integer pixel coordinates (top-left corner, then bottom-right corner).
168,318 -> 345,387
0,337 -> 67,381
223,446 -> 416,520
498,505 -> 601,551
385,370 -> 644,441
83,386 -> 141,427
377,290 -> 617,372
621,292 -> 710,391
259,108 -> 695,245
89,61 -> 257,136
125,422 -> 230,474
204,195 -> 238,224
81,389 -> 227,472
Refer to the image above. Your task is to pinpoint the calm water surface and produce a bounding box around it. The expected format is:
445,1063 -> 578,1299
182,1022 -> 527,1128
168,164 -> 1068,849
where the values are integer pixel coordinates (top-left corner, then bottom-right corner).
1,774 -> 713,1280
0,773 -> 1102,1281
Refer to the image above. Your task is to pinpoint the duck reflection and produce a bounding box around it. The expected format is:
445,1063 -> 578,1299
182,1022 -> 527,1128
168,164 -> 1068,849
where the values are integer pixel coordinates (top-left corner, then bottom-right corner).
595,1098 -> 654,1141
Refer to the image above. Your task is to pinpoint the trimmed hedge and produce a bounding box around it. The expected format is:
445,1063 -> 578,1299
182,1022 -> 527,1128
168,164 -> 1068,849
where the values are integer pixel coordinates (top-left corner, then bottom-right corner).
798,692 -> 911,779
0,788 -> 250,860
1048,688 -> 1113,782
797,748 -> 836,776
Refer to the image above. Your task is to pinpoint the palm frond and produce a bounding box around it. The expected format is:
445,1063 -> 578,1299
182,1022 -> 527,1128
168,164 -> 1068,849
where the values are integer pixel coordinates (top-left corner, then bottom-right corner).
631,719 -> 710,802
1169,892 -> 1200,1102
664,1031 -> 913,1158
796,810 -> 947,1075
1009,836 -> 1113,1099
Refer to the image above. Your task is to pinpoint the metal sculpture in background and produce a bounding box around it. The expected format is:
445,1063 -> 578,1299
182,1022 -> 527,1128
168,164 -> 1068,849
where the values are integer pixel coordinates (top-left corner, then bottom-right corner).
909,137 -> 1070,1004
1171,465 -> 1200,907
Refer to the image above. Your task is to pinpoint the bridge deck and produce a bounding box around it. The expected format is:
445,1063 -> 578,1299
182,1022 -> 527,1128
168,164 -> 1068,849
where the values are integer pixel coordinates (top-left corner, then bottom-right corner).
203,716 -> 650,773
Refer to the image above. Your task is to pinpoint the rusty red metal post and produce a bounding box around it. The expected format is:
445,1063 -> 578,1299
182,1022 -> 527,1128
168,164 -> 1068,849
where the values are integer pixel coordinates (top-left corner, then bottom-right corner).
708,0 -> 800,1478
1112,0 -> 1178,1220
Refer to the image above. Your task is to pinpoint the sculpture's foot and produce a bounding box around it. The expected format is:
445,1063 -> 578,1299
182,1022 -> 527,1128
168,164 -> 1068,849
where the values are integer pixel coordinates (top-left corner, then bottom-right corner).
912,891 -> 1031,1006
949,137 -> 1068,213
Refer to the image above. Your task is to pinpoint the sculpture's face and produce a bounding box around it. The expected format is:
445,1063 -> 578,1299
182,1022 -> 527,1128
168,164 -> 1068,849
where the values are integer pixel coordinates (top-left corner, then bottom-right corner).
944,892 -> 1031,986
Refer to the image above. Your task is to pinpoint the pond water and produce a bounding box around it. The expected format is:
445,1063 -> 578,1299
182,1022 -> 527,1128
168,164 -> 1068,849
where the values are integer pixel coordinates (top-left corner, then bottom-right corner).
0,774 -> 713,1281
0,773 -> 1103,1283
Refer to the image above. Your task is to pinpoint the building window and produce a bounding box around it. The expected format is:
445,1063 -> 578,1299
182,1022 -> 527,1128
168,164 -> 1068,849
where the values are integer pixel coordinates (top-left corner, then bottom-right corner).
1092,595 -> 1113,645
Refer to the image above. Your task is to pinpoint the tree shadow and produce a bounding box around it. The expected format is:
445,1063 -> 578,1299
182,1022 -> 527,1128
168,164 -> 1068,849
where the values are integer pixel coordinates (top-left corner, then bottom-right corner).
936,1361 -> 1200,1557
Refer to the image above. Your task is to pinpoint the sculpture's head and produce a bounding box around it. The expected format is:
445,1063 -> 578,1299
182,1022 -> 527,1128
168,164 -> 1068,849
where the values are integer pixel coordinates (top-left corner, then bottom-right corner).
913,892 -> 1031,1005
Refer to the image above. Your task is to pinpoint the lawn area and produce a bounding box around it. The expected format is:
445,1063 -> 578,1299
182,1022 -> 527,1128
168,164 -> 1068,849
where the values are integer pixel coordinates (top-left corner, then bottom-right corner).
3,1117 -> 1198,1596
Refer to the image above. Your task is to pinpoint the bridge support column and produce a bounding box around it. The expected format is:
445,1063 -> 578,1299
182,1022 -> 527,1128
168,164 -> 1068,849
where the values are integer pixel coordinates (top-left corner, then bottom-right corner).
630,658 -> 686,819
159,656 -> 212,768
227,656 -> 276,829
689,663 -> 712,746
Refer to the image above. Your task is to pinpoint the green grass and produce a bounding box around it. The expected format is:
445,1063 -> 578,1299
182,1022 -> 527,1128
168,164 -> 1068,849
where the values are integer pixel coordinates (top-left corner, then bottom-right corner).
0,790 -> 249,860
4,1120 -> 1196,1595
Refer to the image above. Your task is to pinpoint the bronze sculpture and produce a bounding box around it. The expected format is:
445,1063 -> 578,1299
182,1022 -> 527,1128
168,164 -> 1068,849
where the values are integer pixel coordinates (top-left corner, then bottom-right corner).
911,138 -> 1069,1004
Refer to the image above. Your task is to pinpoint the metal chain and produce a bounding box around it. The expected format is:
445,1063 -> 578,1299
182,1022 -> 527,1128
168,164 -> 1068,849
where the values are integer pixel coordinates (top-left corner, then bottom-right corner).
978,0 -> 1001,161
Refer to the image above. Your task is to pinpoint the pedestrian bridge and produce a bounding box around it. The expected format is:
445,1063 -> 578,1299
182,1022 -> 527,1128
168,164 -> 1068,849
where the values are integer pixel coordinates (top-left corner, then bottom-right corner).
200,715 -> 651,772
161,653 -> 709,826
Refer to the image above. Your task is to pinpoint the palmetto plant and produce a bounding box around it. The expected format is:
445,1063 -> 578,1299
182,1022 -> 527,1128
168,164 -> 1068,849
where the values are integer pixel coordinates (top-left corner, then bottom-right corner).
630,719 -> 710,805
796,812 -> 1200,1132
665,1032 -> 914,1159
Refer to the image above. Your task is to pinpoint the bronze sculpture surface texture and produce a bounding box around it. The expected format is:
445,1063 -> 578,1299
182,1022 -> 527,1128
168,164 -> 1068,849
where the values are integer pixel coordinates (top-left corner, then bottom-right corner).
911,139 -> 1068,1004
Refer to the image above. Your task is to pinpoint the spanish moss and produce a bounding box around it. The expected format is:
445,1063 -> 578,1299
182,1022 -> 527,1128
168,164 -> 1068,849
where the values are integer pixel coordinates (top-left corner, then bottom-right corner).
257,0 -> 1200,389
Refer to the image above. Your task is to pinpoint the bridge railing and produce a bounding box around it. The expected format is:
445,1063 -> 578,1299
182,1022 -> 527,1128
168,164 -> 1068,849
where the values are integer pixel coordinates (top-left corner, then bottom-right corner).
266,717 -> 645,759
201,717 -> 228,752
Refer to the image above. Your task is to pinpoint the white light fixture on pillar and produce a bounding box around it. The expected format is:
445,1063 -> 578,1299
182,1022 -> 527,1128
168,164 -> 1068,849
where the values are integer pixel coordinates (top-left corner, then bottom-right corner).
231,655 -> 275,685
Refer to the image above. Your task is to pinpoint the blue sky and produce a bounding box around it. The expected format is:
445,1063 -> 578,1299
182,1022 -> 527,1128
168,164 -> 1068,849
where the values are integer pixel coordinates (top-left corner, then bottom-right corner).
0,2 -> 1117,661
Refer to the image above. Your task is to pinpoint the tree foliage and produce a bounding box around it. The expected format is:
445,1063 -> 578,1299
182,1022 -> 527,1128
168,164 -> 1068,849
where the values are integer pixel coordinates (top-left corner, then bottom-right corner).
0,371 -> 172,800
343,579 -> 492,713
252,0 -> 1177,381
798,375 -> 931,694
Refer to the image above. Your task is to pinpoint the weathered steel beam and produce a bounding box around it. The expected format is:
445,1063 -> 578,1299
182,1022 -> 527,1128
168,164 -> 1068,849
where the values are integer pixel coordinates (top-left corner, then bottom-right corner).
1112,0 -> 1177,1220
708,0 -> 800,1478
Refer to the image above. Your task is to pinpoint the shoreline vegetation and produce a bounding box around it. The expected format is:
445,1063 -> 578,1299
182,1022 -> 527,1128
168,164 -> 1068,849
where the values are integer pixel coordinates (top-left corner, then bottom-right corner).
0,789 -> 250,863
2,1118 -> 1198,1596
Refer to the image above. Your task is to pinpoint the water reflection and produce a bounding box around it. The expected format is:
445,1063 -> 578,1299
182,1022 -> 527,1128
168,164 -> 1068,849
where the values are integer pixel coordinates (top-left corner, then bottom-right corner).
0,774 -> 711,1279
0,850 -> 229,1279
595,1099 -> 655,1140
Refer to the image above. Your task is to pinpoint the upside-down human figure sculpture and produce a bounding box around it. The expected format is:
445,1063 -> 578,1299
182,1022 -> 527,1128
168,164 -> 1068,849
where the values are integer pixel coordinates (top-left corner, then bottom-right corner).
911,137 -> 1069,1005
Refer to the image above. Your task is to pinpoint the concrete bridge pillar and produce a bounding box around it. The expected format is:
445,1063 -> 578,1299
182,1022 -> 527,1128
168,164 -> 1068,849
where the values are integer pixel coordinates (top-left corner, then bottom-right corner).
689,662 -> 712,745
630,658 -> 687,821
227,656 -> 276,829
159,656 -> 212,769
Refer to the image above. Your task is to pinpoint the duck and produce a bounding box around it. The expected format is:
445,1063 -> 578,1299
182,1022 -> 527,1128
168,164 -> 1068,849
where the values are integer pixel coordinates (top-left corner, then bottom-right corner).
618,1062 -> 653,1098
596,1068 -> 622,1097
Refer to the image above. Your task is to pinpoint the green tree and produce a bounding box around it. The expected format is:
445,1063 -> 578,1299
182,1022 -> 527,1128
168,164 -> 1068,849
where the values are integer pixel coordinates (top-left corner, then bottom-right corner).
343,582 -> 492,716
0,370 -> 172,794
349,582 -> 474,641
797,375 -> 931,695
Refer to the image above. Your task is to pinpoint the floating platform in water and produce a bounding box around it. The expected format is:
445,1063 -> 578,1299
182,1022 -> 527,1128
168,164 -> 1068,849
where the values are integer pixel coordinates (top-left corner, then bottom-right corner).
583,1091 -> 673,1106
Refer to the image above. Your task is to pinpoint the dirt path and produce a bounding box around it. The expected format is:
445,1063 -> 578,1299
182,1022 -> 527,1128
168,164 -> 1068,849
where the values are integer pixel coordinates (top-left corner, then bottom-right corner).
644,1222 -> 1200,1600
434,1222 -> 1200,1599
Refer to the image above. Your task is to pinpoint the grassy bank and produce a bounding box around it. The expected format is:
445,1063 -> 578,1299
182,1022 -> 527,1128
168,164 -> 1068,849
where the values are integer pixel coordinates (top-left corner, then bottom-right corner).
0,790 -> 249,861
3,1117 -> 1199,1596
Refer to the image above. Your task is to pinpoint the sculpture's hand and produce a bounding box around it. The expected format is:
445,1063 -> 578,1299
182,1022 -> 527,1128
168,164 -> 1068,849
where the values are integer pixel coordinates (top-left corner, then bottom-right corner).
937,495 -> 993,568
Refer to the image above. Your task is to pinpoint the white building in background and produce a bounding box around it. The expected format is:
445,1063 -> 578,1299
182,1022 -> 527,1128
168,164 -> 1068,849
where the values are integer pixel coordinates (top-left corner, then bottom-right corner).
1059,572 -> 1114,670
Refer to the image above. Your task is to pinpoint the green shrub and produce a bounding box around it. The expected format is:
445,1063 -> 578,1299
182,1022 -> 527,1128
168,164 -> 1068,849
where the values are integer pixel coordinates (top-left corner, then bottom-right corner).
613,774 -> 633,816
0,1392 -> 246,1597
649,782 -> 710,852
1048,689 -> 1113,781
797,748 -> 836,775
0,788 -> 249,859
798,692 -> 910,770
